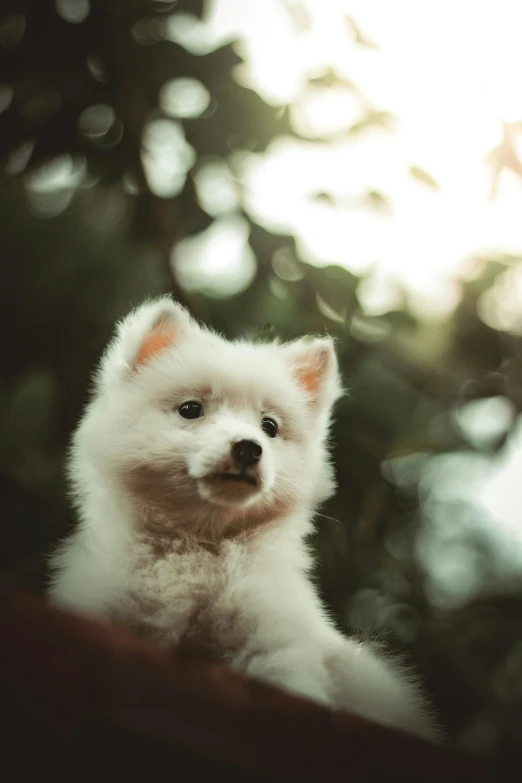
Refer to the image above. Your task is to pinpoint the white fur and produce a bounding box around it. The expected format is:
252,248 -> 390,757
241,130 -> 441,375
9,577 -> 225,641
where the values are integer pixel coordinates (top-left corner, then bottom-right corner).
49,297 -> 439,741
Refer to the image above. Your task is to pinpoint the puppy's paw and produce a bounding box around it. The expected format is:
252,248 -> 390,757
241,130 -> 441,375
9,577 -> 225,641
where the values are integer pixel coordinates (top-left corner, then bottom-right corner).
242,647 -> 331,707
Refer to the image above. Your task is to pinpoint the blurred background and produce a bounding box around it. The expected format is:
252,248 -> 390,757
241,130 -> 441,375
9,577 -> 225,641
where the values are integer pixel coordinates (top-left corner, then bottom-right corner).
2,0 -> 522,758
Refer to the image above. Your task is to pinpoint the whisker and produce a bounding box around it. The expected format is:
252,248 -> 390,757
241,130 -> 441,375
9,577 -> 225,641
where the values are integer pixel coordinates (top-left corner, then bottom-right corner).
314,512 -> 342,525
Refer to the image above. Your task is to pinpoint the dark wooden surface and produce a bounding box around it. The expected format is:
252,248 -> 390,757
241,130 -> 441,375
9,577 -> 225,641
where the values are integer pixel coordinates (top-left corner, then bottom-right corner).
0,588 -> 513,781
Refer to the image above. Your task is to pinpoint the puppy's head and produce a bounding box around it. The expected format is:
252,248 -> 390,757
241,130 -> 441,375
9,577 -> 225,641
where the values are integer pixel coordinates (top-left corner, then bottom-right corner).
72,297 -> 343,540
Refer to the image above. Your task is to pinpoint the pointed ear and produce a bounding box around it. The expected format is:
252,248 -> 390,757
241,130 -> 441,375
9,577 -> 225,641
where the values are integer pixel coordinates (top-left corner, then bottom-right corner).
285,337 -> 343,411
96,297 -> 194,388
133,311 -> 179,371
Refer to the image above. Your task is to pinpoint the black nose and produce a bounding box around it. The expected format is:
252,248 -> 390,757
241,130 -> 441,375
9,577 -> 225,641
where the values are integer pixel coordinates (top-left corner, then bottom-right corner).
232,439 -> 262,468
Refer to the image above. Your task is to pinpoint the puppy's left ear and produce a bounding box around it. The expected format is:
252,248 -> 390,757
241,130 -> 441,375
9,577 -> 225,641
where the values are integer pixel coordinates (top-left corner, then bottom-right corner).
285,337 -> 343,412
96,297 -> 195,388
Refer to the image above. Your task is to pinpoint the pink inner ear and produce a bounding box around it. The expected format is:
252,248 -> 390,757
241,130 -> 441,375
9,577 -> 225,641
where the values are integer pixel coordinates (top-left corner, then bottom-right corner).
296,365 -> 320,395
135,326 -> 177,368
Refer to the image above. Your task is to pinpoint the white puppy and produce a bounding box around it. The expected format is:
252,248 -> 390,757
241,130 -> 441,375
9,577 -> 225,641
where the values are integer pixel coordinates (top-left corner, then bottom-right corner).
50,297 -> 438,741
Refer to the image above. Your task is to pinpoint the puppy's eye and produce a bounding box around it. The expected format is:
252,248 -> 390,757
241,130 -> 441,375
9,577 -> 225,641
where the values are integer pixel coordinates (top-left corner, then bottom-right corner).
261,417 -> 278,438
179,401 -> 204,419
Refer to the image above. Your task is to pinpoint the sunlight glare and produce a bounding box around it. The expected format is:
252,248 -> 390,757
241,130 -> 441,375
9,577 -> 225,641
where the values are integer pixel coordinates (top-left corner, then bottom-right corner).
172,214 -> 256,298
199,0 -> 522,321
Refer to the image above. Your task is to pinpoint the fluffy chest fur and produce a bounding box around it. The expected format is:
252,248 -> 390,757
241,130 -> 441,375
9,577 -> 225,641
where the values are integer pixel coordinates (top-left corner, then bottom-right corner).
119,536 -> 255,663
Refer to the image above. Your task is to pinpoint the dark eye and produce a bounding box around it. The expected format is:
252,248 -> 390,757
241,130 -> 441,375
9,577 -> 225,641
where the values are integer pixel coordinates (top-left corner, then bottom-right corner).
261,417 -> 278,438
179,401 -> 203,419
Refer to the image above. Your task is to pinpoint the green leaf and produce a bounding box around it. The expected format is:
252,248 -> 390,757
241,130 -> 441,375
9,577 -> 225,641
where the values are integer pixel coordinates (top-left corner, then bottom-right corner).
348,110 -> 396,135
366,190 -> 391,211
409,165 -> 439,189
344,17 -> 380,50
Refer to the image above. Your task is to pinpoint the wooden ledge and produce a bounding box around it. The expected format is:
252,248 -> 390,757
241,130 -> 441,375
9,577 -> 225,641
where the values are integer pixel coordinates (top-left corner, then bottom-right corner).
0,588 -> 508,781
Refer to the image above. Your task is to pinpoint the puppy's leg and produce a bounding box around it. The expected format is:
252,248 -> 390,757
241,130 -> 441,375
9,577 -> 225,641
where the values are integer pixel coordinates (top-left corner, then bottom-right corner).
324,636 -> 441,741
236,645 -> 332,707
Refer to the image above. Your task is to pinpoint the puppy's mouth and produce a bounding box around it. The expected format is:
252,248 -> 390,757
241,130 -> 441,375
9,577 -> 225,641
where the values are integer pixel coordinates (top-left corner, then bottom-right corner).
197,465 -> 267,508
212,471 -> 258,487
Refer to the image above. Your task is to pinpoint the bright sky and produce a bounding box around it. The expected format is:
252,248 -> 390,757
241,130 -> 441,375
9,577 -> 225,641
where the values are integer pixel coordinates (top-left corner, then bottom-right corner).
169,0 -> 522,324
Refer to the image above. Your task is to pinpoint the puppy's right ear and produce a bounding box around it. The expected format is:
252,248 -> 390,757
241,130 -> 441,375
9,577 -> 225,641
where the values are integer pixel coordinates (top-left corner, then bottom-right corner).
96,297 -> 193,388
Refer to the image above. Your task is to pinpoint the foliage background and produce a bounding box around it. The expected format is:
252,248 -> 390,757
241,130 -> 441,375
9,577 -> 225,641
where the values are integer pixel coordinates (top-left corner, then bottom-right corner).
1,0 -> 522,758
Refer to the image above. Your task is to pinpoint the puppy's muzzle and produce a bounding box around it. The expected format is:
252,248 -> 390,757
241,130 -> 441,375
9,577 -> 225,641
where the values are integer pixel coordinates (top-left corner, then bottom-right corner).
213,439 -> 262,487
